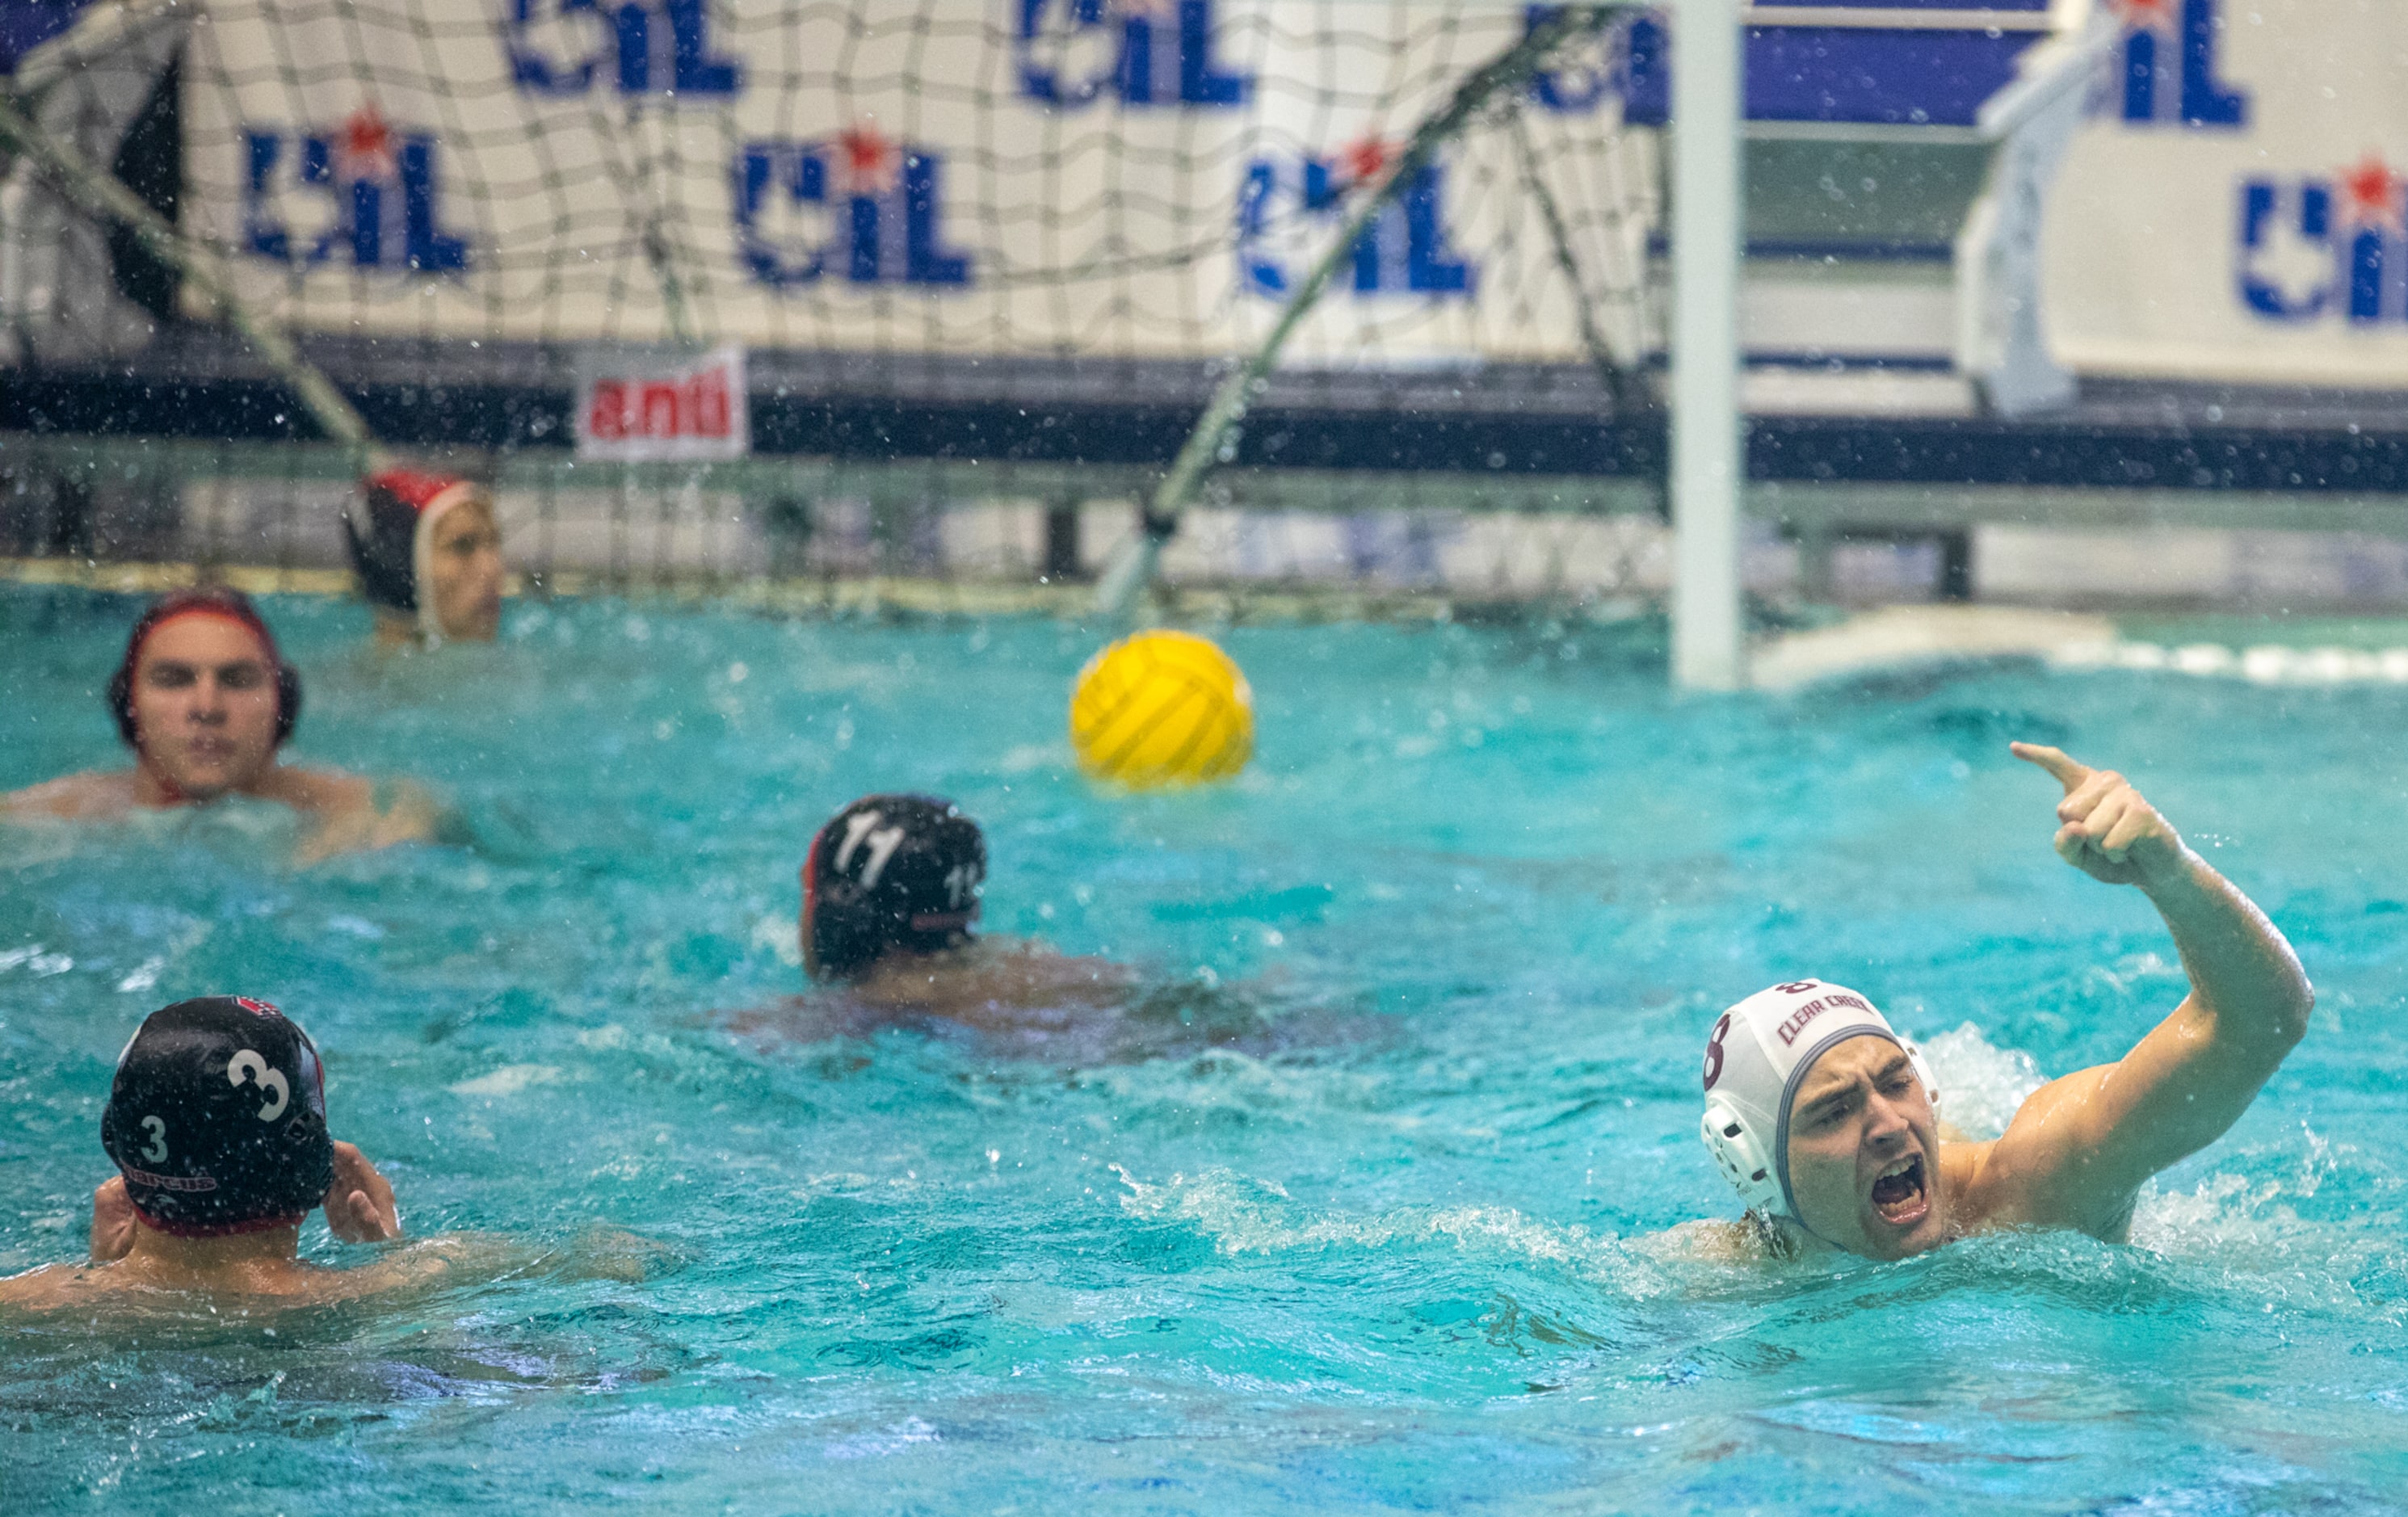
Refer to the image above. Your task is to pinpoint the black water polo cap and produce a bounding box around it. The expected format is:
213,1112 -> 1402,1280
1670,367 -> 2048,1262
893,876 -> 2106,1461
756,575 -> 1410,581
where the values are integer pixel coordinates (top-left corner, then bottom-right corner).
344,469 -> 485,618
801,794 -> 985,980
99,997 -> 334,1236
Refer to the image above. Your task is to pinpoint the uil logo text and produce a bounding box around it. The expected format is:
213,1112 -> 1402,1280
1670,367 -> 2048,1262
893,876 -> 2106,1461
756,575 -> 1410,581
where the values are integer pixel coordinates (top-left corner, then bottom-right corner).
1520,4 -> 1649,117
1016,0 -> 1251,108
735,125 -> 973,288
2239,158 -> 2408,325
242,107 -> 471,271
504,0 -> 741,99
2112,0 -> 2246,128
1237,142 -> 1474,299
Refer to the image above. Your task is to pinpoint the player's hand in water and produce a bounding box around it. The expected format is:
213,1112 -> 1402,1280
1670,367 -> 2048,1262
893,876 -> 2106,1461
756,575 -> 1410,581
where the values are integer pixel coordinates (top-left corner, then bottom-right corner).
2011,742 -> 2184,887
323,1141 -> 403,1242
90,1175 -> 137,1262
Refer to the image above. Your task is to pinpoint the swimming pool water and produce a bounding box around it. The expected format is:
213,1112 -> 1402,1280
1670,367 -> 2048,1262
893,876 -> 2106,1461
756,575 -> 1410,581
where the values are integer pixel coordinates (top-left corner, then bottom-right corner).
4,586 -> 2406,1514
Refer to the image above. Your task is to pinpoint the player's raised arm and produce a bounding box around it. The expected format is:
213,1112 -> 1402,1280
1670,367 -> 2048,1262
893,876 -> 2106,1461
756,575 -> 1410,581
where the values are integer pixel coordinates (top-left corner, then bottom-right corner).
1982,744 -> 2313,1233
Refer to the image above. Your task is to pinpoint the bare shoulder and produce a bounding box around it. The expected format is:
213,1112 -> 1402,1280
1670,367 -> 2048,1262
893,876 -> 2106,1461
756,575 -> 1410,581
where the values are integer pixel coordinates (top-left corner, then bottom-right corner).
1994,1066 -> 2116,1148
855,941 -> 1137,1025
980,943 -> 1139,1002
324,1232 -> 525,1300
281,769 -> 444,864
0,1263 -> 96,1312
2,770 -> 137,820
723,994 -> 885,1045
260,763 -> 374,816
2,1235 -> 515,1315
376,778 -> 446,840
1937,1136 -> 2001,1223
1944,1067 -> 2124,1233
0,1259 -> 166,1312
1641,1217 -> 1785,1264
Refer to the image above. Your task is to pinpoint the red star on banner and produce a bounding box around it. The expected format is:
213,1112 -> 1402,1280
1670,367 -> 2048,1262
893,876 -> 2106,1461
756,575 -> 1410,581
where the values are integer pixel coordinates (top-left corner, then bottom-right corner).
2110,0 -> 2175,27
1337,138 -> 1392,191
2340,154 -> 2397,223
337,104 -> 398,181
834,123 -> 901,195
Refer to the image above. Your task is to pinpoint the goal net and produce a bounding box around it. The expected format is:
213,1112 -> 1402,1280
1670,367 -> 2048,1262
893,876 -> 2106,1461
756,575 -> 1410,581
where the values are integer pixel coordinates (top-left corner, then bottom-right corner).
2,0 -> 1667,611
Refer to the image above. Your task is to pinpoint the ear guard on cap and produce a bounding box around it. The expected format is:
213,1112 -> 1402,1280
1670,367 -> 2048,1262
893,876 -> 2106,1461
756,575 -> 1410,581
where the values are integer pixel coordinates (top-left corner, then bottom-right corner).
1701,1093 -> 1783,1217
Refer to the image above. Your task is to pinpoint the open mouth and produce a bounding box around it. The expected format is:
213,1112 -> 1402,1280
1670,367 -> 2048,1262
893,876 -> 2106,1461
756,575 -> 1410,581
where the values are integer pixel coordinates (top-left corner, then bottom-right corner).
1869,1154 -> 1927,1225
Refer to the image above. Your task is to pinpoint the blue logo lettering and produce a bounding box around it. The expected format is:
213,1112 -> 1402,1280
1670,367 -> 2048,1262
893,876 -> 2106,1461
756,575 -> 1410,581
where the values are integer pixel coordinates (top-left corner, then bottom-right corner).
2117,0 -> 2246,128
242,109 -> 469,271
1530,3 -> 2241,131
1522,4 -> 1646,116
736,128 -> 973,288
1237,145 -> 1473,299
506,0 -> 740,99
1016,0 -> 1250,109
2238,161 -> 2402,324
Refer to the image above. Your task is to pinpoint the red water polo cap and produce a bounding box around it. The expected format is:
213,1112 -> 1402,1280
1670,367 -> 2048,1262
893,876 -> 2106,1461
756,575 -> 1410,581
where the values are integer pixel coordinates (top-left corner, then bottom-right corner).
369,469 -> 473,516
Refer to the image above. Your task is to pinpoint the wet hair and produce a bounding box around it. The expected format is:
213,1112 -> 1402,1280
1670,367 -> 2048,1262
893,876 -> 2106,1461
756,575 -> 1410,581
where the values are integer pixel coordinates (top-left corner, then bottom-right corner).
106,587 -> 301,749
802,794 -> 986,980
99,997 -> 334,1237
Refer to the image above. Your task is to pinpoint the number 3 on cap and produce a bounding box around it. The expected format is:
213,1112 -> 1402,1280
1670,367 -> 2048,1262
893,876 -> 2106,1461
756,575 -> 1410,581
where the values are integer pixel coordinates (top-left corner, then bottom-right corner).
227,1048 -> 290,1121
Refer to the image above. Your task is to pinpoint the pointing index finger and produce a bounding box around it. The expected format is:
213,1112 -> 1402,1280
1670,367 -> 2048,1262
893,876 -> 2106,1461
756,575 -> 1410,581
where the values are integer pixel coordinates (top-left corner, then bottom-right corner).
2011,742 -> 2092,793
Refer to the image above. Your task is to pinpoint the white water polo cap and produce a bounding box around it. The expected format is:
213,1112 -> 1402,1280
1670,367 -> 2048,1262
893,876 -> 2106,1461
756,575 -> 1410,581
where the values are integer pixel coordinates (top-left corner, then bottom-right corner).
1698,980 -> 1939,1221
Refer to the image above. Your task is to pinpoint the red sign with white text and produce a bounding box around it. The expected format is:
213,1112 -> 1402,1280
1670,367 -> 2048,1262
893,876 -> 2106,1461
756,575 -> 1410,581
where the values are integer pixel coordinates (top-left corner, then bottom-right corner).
574,345 -> 749,461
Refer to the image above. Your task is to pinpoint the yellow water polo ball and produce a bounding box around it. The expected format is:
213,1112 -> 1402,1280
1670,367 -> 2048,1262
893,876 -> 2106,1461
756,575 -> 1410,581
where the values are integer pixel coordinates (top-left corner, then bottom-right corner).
1070,629 -> 1254,788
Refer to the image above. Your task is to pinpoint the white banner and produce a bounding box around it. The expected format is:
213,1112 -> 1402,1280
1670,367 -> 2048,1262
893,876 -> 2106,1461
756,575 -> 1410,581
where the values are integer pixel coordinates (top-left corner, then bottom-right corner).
177,0 -> 1652,368
2043,0 -> 2408,385
165,0 -> 2408,388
